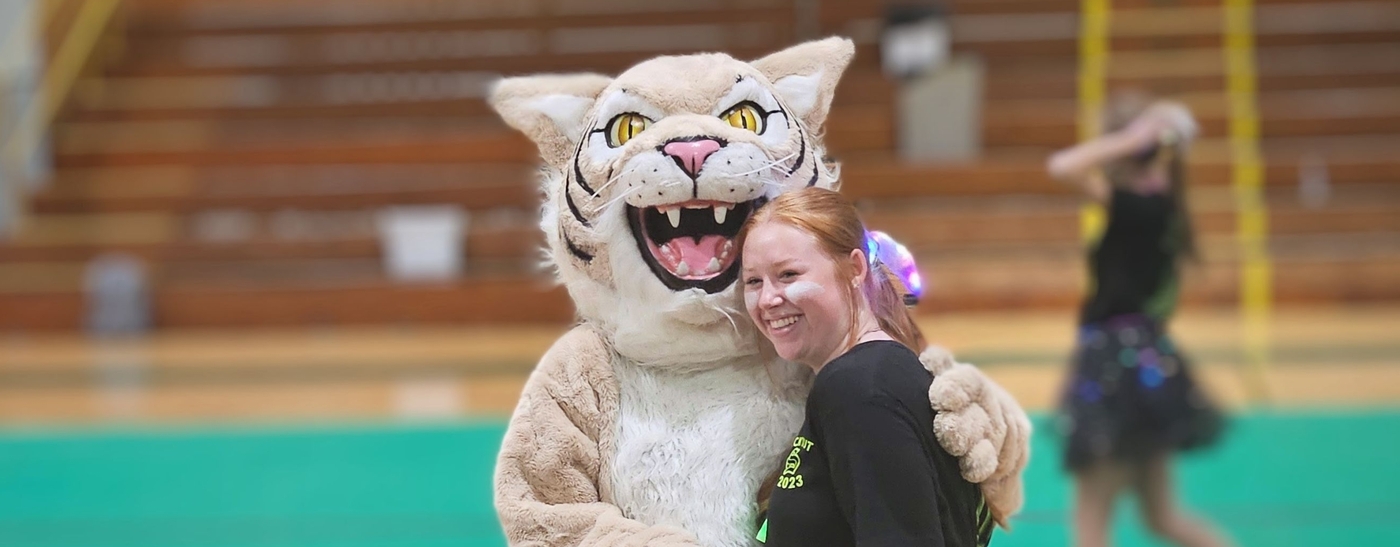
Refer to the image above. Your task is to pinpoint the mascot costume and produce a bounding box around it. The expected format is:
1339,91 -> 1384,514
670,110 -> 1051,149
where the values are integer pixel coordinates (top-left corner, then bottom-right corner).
488,37 -> 1030,547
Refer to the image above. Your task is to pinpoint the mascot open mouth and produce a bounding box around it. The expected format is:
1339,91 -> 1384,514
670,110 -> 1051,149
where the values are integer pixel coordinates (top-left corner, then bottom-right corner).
627,198 -> 765,293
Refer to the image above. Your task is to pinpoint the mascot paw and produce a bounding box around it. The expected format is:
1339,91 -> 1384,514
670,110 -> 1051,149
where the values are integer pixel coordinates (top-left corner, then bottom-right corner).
928,361 -> 987,413
961,439 -> 999,483
918,344 -> 958,376
984,474 -> 1026,529
932,399 -> 991,457
920,345 -> 1032,526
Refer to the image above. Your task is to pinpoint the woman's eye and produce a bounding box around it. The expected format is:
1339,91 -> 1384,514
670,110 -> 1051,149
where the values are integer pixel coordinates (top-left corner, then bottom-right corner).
744,277 -> 762,286
606,113 -> 650,147
780,270 -> 798,279
720,103 -> 765,134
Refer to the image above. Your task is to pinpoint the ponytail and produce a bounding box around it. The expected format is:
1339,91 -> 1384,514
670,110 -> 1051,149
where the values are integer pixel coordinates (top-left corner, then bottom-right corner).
861,230 -> 926,352
865,262 -> 927,352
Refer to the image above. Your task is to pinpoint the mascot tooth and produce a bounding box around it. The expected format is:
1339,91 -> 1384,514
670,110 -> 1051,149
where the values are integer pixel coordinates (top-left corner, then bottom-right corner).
489,37 -> 1031,547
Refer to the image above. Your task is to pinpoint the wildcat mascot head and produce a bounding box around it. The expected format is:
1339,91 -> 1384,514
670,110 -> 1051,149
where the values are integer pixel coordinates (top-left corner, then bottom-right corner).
490,38 -> 853,367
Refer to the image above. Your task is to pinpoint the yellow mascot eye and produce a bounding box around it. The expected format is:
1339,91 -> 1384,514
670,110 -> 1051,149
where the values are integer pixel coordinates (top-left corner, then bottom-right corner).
606,113 -> 650,147
721,103 -> 765,134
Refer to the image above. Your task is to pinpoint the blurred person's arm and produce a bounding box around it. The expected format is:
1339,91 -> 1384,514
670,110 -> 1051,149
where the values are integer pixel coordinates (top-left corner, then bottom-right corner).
495,326 -> 703,547
1045,101 -> 1194,203
1045,125 -> 1151,203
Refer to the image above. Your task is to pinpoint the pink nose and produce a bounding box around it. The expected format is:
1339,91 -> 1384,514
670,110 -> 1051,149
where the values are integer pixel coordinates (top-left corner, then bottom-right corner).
662,139 -> 723,178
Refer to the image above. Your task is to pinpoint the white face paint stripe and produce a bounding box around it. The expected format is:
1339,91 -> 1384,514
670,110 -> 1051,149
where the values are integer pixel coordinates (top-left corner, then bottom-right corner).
784,280 -> 823,302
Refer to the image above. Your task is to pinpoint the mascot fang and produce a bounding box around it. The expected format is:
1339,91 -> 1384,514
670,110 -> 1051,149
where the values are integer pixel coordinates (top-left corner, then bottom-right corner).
489,37 -> 1030,547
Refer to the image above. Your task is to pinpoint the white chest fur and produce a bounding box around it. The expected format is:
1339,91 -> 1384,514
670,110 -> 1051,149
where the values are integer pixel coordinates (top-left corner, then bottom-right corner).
608,360 -> 804,547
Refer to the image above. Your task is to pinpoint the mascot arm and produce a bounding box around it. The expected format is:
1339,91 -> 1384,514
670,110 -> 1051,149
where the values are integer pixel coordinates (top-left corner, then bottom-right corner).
494,326 -> 703,547
919,345 -> 1032,529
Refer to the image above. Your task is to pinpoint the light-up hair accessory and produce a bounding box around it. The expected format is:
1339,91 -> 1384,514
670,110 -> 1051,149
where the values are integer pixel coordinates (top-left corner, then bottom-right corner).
865,230 -> 925,306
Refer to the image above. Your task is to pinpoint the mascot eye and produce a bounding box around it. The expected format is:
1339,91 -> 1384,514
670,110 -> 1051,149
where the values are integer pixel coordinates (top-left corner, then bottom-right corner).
721,103 -> 765,134
606,113 -> 650,147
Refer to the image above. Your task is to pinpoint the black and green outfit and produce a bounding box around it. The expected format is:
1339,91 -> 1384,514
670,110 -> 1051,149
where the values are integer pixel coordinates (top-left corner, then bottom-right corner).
760,340 -> 992,547
1059,188 -> 1224,471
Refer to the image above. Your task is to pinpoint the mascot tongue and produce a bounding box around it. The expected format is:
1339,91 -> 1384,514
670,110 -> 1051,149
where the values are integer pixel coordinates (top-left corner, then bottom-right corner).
658,235 -> 730,277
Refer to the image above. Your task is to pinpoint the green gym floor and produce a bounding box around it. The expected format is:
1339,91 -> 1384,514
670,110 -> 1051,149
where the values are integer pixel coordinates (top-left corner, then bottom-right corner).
2,410 -> 1396,547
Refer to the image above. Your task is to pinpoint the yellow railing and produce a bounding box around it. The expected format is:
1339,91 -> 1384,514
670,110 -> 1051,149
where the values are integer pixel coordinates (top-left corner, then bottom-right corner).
1076,0 -> 1110,242
1223,0 -> 1273,403
0,0 -> 123,234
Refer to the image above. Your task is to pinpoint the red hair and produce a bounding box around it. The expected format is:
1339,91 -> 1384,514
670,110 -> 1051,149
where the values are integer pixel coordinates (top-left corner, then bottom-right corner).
735,187 -> 926,354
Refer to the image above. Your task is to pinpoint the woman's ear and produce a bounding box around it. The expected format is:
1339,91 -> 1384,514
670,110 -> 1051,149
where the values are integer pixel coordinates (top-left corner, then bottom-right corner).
848,248 -> 870,286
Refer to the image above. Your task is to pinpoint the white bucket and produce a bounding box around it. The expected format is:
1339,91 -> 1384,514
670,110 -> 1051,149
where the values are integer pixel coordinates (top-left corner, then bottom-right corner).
376,206 -> 468,281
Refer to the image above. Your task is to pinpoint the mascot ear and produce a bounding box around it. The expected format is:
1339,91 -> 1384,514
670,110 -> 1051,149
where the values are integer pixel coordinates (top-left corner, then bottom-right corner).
488,73 -> 613,167
751,37 -> 855,132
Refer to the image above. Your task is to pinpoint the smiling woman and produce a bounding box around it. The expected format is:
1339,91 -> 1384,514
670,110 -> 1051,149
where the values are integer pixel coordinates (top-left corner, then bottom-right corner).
741,220 -> 863,369
738,187 -> 926,368
737,187 -> 994,547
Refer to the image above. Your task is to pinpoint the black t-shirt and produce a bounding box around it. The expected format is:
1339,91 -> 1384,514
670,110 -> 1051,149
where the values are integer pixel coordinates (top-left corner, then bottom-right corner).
1080,188 -> 1185,325
762,341 -> 992,547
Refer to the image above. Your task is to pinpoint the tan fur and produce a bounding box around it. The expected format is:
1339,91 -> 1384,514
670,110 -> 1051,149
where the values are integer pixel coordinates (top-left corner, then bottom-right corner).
490,74 -> 612,166
494,325 -> 704,546
749,37 -> 852,130
921,346 -> 1031,528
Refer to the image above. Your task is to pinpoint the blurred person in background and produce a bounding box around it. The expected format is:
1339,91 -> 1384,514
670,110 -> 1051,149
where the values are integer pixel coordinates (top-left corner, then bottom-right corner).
1046,95 -> 1233,547
740,187 -> 999,547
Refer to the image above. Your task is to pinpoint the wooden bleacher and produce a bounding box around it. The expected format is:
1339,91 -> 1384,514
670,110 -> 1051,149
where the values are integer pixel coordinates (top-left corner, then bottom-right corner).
0,0 -> 1395,426
0,0 -> 1395,333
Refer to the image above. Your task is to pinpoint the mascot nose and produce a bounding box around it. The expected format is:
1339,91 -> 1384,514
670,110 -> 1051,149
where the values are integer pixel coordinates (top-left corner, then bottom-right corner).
662,138 -> 724,178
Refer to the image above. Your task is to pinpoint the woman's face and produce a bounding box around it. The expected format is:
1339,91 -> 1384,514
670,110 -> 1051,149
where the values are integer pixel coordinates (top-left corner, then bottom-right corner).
741,221 -> 861,370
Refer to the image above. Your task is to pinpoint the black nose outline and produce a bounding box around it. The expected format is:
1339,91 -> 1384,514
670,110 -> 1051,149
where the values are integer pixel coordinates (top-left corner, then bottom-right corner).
658,135 -> 729,180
